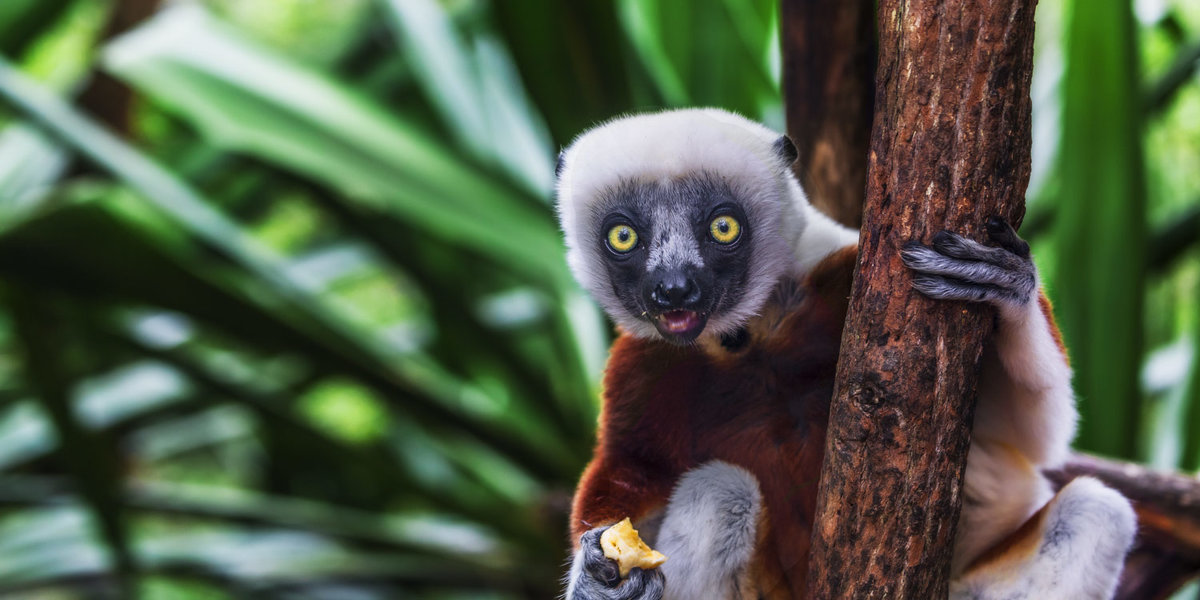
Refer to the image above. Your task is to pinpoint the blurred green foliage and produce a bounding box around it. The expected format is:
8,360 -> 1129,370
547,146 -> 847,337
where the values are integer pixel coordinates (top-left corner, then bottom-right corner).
1055,0 -> 1147,459
0,0 -> 1195,598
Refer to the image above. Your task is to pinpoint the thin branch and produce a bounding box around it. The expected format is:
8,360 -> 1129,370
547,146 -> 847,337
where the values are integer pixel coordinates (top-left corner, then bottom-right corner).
781,0 -> 876,228
1016,201 -> 1200,274
1047,454 -> 1200,557
1017,205 -> 1053,241
1148,204 -> 1200,273
1047,453 -> 1200,600
1143,39 -> 1200,118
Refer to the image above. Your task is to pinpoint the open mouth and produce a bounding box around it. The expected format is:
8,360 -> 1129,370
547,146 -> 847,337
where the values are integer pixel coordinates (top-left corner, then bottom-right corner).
653,310 -> 707,342
658,310 -> 701,333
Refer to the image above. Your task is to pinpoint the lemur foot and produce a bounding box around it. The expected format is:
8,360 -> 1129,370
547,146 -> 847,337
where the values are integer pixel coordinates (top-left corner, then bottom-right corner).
567,526 -> 665,600
901,217 -> 1036,311
949,477 -> 1135,600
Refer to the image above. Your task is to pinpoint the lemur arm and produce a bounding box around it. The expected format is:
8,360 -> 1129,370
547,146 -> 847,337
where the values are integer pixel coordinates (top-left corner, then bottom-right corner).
903,218 -> 1136,599
569,455 -> 676,543
901,219 -> 1075,460
566,449 -> 677,599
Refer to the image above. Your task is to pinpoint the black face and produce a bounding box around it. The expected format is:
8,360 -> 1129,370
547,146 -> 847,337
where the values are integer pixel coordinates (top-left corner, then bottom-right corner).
594,176 -> 753,344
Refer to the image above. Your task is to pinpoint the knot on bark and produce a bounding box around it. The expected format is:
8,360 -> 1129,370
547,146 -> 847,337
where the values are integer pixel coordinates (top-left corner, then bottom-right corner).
847,373 -> 888,412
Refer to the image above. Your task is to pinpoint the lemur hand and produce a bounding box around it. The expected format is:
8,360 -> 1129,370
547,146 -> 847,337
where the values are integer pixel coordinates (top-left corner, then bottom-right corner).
900,217 -> 1037,312
567,526 -> 665,600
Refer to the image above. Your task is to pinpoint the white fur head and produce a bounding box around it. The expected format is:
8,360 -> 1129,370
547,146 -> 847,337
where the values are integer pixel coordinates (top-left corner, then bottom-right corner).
555,108 -> 812,343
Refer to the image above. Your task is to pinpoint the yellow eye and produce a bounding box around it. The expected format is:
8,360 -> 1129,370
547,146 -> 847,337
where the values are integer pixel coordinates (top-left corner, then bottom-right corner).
607,224 -> 638,253
709,215 -> 741,244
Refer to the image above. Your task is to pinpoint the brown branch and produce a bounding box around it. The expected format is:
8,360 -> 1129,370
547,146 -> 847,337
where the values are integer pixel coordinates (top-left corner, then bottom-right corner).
1021,202 -> 1200,274
1148,203 -> 1200,274
807,1 -> 1037,596
1143,38 -> 1200,118
1047,453 -> 1200,600
781,0 -> 875,229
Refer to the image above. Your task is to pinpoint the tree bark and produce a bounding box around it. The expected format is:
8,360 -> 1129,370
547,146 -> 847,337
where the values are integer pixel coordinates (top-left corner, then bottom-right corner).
807,1 -> 1037,597
781,0 -> 875,229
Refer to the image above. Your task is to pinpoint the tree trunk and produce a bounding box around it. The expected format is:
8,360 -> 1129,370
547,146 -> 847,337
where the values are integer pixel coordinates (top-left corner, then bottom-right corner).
806,1 -> 1037,597
780,0 -> 875,228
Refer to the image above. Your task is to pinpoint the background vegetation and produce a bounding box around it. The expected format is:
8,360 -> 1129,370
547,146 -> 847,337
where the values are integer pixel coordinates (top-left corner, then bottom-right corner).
0,0 -> 1195,598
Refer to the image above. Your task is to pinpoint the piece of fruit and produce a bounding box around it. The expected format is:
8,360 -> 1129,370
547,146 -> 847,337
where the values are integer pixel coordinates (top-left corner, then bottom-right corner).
599,517 -> 667,577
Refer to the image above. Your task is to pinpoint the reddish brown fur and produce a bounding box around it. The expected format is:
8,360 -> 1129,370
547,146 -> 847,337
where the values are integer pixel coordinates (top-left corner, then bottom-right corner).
965,503 -> 1050,572
571,246 -> 857,597
1037,292 -> 1069,365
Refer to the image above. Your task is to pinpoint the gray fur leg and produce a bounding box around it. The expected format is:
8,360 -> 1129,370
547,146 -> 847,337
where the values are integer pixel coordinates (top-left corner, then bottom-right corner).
657,461 -> 763,600
949,477 -> 1135,600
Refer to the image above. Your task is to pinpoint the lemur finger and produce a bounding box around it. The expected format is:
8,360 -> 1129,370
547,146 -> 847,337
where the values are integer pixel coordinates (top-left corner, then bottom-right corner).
985,216 -> 1031,258
622,568 -> 665,600
921,231 -> 1027,276
571,567 -> 664,600
901,245 -> 1033,295
928,231 -> 1025,270
580,527 -> 621,587
911,274 -> 1026,307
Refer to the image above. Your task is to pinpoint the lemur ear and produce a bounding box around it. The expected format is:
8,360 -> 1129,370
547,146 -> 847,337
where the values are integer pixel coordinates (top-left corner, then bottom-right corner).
555,150 -> 566,179
772,135 -> 798,166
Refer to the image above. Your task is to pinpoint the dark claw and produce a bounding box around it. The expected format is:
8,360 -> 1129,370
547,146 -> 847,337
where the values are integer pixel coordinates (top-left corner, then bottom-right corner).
625,567 -> 665,600
985,216 -> 1030,258
590,557 -> 621,587
580,528 -> 622,587
931,230 -> 957,247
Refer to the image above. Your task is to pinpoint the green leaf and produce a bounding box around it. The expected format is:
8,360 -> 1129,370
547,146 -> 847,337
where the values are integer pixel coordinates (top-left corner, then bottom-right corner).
0,57 -> 574,478
381,0 -> 488,156
5,289 -> 138,589
102,5 -> 565,284
616,0 -> 689,106
381,0 -> 556,196
616,0 -> 779,115
0,122 -> 69,219
0,0 -> 74,58
470,33 -> 557,197
0,198 -> 571,480
125,479 -> 512,567
490,0 -> 643,144
0,402 -> 55,471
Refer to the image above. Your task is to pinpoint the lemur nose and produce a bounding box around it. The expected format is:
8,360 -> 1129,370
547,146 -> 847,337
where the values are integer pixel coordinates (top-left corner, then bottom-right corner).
651,271 -> 699,309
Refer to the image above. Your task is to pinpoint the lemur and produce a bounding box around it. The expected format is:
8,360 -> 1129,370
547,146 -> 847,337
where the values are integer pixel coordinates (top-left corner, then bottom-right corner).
555,108 -> 1136,600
